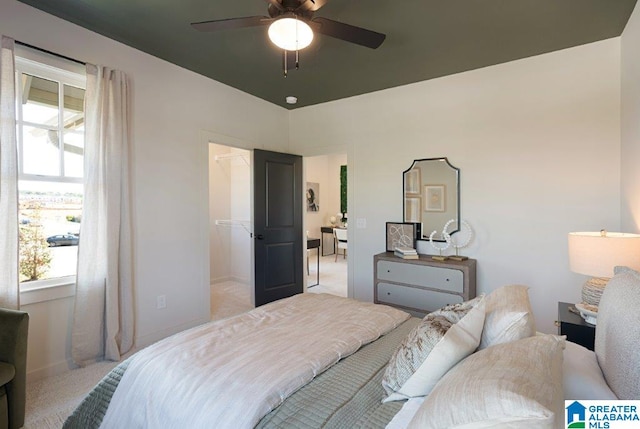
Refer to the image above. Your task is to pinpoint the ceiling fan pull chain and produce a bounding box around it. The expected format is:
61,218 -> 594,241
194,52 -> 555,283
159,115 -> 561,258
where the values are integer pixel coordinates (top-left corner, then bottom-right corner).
294,14 -> 300,70
283,50 -> 288,77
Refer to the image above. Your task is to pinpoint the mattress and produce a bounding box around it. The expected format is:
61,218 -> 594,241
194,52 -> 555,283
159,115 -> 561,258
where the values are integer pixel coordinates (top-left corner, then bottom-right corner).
64,317 -> 419,429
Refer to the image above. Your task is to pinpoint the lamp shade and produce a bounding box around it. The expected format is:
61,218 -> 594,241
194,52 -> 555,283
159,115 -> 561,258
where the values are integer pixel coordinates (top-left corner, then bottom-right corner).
268,18 -> 313,51
568,231 -> 640,278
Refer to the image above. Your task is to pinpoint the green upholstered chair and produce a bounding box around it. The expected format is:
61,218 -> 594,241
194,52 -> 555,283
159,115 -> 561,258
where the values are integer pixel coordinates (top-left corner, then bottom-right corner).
0,308 -> 29,429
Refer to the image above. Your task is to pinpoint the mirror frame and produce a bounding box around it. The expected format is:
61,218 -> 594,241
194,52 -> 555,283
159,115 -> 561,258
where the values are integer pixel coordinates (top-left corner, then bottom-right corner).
402,157 -> 460,242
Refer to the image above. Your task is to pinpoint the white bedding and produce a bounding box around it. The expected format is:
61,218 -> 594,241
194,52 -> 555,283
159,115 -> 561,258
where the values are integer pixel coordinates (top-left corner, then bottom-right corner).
99,293 -> 409,429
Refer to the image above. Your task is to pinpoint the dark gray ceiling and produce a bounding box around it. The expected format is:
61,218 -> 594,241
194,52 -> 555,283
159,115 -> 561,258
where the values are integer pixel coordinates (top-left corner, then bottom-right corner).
17,0 -> 637,109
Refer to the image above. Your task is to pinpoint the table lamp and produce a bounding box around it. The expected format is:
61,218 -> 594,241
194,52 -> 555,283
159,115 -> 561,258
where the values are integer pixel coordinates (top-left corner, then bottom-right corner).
568,230 -> 640,322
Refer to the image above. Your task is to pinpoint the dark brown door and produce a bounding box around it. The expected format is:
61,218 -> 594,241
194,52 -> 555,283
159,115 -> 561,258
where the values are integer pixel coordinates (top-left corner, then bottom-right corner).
253,149 -> 303,306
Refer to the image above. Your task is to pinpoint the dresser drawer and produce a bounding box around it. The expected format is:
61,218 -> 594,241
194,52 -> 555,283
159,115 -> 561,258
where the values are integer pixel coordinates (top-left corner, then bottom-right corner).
376,282 -> 463,314
376,260 -> 463,293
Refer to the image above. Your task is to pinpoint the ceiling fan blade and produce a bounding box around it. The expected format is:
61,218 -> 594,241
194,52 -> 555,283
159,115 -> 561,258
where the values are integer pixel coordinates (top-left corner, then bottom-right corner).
263,0 -> 284,11
296,0 -> 327,13
191,16 -> 272,32
311,17 -> 385,49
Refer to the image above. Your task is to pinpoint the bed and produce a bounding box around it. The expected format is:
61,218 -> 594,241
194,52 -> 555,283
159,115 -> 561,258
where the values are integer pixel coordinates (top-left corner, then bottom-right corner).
63,267 -> 640,429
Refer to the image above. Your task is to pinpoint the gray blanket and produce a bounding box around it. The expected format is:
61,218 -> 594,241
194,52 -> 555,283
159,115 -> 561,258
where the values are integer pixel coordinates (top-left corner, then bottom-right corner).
64,318 -> 419,429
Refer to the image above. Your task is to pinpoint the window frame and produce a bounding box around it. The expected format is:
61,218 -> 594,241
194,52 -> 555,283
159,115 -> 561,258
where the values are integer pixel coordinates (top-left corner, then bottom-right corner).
15,47 -> 86,297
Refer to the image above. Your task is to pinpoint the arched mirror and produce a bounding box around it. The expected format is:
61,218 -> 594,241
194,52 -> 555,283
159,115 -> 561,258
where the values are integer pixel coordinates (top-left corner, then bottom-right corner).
403,157 -> 460,242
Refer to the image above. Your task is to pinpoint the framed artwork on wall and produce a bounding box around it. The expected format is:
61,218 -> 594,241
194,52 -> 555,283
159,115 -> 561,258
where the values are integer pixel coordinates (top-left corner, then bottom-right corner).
307,182 -> 319,212
386,222 -> 420,251
424,184 -> 445,212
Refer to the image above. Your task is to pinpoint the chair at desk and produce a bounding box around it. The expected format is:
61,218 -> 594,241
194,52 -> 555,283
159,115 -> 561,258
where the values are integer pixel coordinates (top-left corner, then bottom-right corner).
333,228 -> 347,262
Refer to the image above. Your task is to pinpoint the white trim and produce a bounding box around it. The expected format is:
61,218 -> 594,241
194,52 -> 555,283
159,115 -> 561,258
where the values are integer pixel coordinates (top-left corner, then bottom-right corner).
15,51 -> 85,87
19,174 -> 83,184
26,356 -> 77,383
20,275 -> 76,305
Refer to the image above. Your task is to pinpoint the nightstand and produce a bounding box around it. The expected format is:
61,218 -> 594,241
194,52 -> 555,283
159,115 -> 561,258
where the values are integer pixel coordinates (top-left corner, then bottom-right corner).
557,302 -> 595,351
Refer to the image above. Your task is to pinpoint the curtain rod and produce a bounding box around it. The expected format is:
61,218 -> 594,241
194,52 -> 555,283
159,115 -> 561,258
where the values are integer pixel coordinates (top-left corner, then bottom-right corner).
15,40 -> 85,66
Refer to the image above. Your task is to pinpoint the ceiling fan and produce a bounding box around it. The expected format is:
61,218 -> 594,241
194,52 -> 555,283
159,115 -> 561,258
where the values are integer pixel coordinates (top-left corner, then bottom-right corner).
191,0 -> 386,75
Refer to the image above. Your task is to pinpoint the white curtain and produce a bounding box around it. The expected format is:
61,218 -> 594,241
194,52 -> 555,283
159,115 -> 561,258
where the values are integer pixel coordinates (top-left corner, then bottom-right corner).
72,64 -> 134,364
0,36 -> 18,309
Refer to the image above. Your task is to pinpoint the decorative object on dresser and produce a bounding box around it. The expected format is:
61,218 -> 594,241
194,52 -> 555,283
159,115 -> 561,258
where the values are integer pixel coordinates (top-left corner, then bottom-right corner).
428,229 -> 451,261
567,230 -> 640,323
374,252 -> 476,317
386,222 -> 420,252
556,302 -> 595,350
445,219 -> 473,261
428,219 -> 474,261
394,247 -> 418,260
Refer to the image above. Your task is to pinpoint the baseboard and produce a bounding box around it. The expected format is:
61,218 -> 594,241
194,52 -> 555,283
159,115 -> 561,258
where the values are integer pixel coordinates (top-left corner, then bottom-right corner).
210,275 -> 232,284
27,357 -> 78,382
211,276 -> 250,285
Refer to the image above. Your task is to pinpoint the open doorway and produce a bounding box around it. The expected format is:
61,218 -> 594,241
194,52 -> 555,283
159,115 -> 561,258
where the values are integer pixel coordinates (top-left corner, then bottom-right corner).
305,153 -> 348,297
208,143 -> 253,320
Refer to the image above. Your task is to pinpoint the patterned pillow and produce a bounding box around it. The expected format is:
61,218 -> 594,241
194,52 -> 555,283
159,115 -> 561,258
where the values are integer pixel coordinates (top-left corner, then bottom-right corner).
479,284 -> 536,350
407,335 -> 566,429
382,295 -> 485,402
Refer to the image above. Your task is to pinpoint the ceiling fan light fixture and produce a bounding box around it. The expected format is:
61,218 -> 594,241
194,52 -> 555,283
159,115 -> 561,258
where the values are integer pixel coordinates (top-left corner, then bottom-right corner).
268,17 -> 313,51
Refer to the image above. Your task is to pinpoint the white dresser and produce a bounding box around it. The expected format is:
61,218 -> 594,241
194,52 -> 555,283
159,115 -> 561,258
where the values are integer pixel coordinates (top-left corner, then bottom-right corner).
374,252 -> 476,317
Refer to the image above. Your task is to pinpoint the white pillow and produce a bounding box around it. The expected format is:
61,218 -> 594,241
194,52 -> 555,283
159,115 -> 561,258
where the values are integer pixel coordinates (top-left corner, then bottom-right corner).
382,295 -> 485,402
564,340 -> 616,400
479,284 -> 535,350
408,334 -> 566,429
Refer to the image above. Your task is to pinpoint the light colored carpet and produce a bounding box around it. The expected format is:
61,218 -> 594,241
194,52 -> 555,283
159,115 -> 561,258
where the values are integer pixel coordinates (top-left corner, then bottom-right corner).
24,360 -> 118,429
307,253 -> 348,297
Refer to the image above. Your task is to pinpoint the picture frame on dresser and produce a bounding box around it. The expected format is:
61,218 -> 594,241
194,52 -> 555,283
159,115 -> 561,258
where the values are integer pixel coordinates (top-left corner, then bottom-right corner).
386,222 -> 420,252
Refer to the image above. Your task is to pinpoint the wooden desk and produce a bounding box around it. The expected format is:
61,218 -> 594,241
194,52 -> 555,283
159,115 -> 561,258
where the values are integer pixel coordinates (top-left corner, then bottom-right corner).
307,238 -> 320,287
320,226 -> 335,256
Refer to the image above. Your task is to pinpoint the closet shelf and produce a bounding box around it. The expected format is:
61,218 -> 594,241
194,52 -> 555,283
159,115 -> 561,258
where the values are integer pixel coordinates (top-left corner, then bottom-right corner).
214,153 -> 249,165
214,219 -> 251,234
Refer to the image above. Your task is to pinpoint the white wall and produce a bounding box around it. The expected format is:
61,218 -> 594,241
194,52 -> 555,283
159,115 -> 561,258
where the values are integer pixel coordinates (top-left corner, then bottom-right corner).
305,154 -> 347,254
229,150 -> 251,284
621,3 -> 640,233
209,145 -> 232,284
305,156 -> 329,239
209,145 -> 251,285
290,39 -> 622,334
1,0 -> 289,379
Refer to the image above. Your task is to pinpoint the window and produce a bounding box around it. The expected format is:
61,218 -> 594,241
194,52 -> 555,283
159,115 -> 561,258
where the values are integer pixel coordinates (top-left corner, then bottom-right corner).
15,50 -> 86,289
